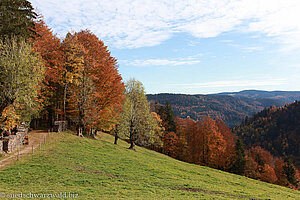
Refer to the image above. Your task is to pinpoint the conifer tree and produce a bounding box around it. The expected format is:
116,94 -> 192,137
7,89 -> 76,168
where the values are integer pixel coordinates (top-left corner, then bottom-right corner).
229,138 -> 246,175
283,158 -> 299,188
0,0 -> 37,40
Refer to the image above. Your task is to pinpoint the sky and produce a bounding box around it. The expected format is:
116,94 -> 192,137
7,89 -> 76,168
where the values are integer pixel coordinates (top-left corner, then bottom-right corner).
30,0 -> 300,94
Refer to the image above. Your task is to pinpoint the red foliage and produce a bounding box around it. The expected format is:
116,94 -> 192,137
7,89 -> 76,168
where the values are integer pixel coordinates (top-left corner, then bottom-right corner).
34,20 -> 64,86
64,31 -> 124,132
163,132 -> 179,158
274,158 -> 289,186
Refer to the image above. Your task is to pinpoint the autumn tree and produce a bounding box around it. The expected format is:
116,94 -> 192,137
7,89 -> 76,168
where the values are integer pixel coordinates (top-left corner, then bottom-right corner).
245,146 -> 278,183
0,37 -> 44,135
274,158 -> 289,186
61,32 -> 85,125
197,116 -> 226,168
215,119 -> 235,170
33,20 -> 65,125
148,112 -> 164,150
176,117 -> 196,162
118,79 -> 158,150
244,154 -> 260,179
0,0 -> 37,40
62,31 -> 124,136
75,30 -> 124,132
163,131 -> 179,158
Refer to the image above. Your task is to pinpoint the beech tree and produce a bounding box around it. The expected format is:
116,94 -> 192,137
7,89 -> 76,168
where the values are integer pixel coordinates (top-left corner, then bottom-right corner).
62,31 -> 124,136
274,158 -> 289,186
197,116 -> 226,168
76,31 -> 124,132
163,131 -> 179,157
118,79 -> 159,150
175,117 -> 194,162
33,20 -> 65,125
0,37 -> 44,134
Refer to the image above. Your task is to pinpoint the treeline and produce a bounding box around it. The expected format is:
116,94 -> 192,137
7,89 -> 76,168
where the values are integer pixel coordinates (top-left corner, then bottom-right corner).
148,102 -> 299,189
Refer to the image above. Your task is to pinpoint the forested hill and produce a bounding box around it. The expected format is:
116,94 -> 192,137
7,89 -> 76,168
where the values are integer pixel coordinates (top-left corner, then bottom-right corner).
147,93 -> 282,127
216,90 -> 300,104
234,101 -> 300,169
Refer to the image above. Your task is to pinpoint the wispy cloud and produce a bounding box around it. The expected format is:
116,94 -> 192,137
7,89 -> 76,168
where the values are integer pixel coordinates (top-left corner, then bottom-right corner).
171,79 -> 287,89
31,0 -> 300,49
229,44 -> 264,52
120,55 -> 201,66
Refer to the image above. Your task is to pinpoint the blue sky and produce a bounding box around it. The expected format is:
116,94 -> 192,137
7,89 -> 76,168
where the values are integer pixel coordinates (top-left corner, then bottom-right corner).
30,0 -> 300,94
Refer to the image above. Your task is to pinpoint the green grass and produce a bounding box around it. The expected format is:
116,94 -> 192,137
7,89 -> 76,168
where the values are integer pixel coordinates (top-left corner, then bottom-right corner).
0,131 -> 299,199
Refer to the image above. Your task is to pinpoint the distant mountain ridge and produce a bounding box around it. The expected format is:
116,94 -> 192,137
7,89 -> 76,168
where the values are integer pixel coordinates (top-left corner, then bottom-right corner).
215,90 -> 300,104
147,90 -> 300,127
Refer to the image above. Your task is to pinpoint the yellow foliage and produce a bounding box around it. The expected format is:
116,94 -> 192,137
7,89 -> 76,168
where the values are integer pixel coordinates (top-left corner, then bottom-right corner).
0,105 -> 20,132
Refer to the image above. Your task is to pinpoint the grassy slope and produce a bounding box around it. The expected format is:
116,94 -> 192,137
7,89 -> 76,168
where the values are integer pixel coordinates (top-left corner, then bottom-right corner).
0,132 -> 299,200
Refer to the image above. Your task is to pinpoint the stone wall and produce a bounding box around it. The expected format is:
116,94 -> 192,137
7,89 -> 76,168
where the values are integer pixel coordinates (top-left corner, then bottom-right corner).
53,121 -> 67,132
1,126 -> 28,153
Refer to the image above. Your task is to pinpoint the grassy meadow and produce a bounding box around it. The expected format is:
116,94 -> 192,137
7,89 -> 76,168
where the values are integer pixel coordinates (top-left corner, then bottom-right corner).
0,131 -> 299,199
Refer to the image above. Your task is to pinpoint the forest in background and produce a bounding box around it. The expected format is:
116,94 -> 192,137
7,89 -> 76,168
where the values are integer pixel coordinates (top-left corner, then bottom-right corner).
147,92 -> 297,127
234,101 -> 300,170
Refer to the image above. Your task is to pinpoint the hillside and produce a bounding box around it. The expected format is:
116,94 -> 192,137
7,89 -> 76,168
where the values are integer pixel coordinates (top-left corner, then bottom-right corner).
0,131 -> 299,199
147,93 -> 282,127
234,101 -> 300,169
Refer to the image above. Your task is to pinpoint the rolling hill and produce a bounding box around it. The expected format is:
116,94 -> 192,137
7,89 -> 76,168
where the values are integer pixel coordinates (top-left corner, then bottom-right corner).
147,93 -> 283,127
147,90 -> 300,127
0,131 -> 299,199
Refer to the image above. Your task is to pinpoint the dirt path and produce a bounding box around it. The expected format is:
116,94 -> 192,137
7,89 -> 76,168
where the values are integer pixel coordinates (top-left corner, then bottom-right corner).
0,130 -> 49,169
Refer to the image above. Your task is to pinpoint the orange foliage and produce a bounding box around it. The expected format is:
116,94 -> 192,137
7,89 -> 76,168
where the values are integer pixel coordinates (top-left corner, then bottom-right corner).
197,116 -> 226,168
260,164 -> 278,183
244,155 -> 259,179
215,119 -> 236,169
34,20 -> 64,91
0,105 -> 20,133
65,31 -> 124,132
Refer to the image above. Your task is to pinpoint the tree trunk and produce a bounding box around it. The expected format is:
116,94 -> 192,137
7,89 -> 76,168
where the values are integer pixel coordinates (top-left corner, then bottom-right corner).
63,83 -> 68,121
77,127 -> 83,137
114,134 -> 118,145
91,128 -> 95,138
129,140 -> 136,150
